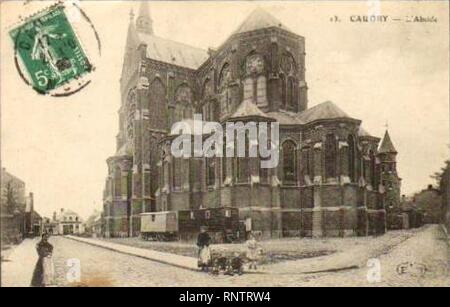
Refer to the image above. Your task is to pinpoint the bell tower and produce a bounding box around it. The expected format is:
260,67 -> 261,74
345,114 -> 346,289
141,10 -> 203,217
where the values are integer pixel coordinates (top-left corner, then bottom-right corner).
378,130 -> 401,210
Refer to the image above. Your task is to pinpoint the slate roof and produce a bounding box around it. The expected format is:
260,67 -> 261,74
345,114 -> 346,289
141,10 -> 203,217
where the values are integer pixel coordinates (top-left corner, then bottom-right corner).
297,101 -> 353,124
138,33 -> 209,70
378,130 -> 397,153
229,100 -> 273,120
233,7 -> 291,34
266,110 -> 303,125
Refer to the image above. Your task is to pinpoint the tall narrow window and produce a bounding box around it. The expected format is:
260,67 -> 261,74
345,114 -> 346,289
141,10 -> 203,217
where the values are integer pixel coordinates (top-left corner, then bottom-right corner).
280,53 -> 296,110
259,133 -> 270,184
236,134 -> 249,183
287,77 -> 295,108
370,150 -> 376,187
175,84 -> 193,121
148,78 -> 167,129
243,78 -> 253,103
173,158 -> 182,191
114,166 -> 121,197
222,137 -> 227,183
256,76 -> 267,106
206,158 -> 216,187
218,64 -> 231,117
301,148 -> 310,180
270,43 -> 278,72
348,135 -> 356,182
325,134 -> 337,179
245,54 -> 266,106
282,141 -> 297,184
280,74 -> 286,108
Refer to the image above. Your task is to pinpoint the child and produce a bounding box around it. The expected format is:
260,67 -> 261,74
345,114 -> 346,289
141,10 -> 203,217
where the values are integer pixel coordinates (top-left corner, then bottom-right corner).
246,232 -> 261,270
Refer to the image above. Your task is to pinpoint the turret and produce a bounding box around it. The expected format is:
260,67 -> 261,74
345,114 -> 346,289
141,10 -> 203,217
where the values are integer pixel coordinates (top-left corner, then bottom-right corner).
378,130 -> 401,210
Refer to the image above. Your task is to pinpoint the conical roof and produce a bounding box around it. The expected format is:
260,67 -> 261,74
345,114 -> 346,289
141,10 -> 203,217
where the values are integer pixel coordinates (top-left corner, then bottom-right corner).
378,130 -> 397,154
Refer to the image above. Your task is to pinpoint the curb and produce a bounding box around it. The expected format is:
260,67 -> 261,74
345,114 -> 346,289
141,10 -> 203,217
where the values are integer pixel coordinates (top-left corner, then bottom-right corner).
64,236 -> 201,272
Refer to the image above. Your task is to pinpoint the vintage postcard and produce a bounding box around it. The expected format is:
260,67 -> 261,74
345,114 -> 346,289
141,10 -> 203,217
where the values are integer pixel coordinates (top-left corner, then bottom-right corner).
1,0 -> 449,291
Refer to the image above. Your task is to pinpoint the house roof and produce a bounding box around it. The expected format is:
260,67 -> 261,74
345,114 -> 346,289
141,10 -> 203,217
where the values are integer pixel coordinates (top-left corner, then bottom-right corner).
233,8 -> 291,35
297,101 -> 353,124
138,33 -> 209,70
378,130 -> 397,153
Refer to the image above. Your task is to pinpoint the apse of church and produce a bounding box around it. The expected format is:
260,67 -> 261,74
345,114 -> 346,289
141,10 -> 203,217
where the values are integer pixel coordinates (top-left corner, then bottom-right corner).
103,3 -> 399,239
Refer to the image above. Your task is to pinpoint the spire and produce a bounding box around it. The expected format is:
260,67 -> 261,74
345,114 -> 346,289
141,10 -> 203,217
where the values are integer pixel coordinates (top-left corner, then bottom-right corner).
379,130 -> 397,154
124,8 -> 138,52
136,1 -> 153,35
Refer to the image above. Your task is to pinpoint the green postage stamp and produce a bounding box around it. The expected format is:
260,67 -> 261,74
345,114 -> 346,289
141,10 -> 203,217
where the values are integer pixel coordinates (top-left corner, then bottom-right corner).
9,4 -> 93,95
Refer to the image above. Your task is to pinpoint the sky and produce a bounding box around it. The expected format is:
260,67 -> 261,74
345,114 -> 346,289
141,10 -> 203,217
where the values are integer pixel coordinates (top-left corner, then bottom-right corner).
1,0 -> 449,219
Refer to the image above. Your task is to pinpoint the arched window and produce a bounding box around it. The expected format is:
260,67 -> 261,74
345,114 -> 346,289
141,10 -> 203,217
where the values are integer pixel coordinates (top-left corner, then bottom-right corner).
325,134 -> 337,179
244,54 -> 267,107
282,140 -> 297,184
114,166 -> 122,197
175,84 -> 193,122
348,135 -> 356,182
218,64 -> 231,117
280,53 -> 297,110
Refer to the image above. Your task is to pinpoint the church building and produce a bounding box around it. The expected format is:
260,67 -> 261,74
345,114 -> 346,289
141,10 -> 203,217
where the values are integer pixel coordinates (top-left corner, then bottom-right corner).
102,2 -> 400,238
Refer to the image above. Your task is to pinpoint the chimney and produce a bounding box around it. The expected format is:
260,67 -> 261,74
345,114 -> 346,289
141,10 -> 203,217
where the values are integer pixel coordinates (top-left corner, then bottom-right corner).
53,211 -> 56,221
61,208 -> 64,212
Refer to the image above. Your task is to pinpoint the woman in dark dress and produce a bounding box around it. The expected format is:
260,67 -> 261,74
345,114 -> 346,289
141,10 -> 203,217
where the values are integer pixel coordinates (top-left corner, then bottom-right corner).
197,226 -> 211,271
31,233 -> 55,287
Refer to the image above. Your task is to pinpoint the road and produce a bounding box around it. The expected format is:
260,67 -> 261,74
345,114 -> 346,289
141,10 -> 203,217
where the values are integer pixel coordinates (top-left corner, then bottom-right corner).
1,225 -> 449,287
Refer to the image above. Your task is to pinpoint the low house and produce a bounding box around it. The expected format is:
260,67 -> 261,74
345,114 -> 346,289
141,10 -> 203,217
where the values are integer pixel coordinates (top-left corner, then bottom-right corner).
52,208 -> 85,235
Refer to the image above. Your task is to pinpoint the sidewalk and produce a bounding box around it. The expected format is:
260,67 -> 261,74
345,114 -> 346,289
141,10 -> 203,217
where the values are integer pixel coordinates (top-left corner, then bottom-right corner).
66,235 -> 199,271
1,238 -> 39,287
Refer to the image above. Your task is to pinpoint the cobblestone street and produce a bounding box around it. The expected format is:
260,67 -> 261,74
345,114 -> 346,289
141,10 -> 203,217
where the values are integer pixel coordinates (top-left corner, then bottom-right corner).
1,225 -> 449,287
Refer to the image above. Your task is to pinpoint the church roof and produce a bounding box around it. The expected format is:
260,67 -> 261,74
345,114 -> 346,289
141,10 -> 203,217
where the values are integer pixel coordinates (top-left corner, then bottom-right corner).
378,130 -> 397,154
233,8 -> 290,34
297,101 -> 353,124
358,126 -> 371,137
228,100 -> 274,120
266,110 -> 303,125
138,33 -> 209,70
